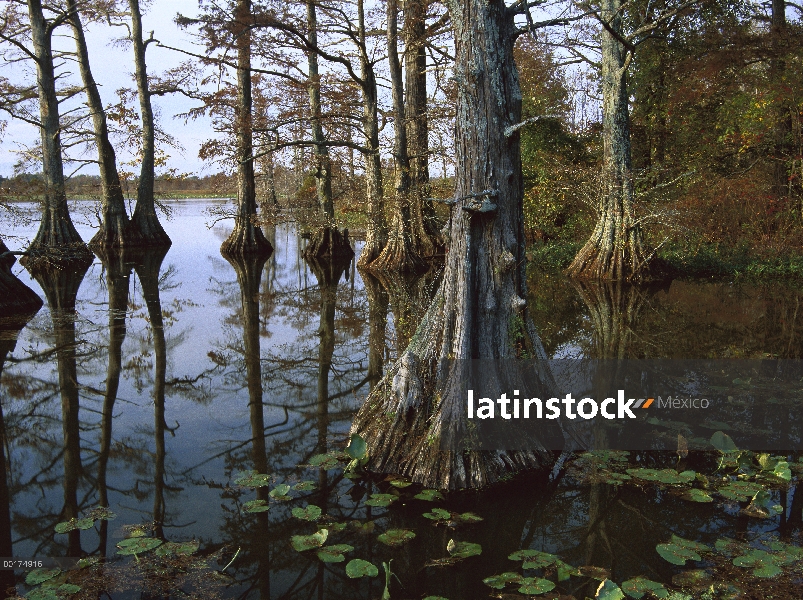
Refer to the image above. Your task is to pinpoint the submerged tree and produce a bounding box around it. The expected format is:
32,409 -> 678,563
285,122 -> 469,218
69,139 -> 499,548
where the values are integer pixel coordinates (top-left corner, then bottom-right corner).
351,0 -> 560,489
0,238 -> 43,317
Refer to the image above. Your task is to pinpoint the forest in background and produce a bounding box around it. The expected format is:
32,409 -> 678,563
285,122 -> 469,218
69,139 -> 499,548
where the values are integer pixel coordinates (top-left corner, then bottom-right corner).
0,0 -> 801,279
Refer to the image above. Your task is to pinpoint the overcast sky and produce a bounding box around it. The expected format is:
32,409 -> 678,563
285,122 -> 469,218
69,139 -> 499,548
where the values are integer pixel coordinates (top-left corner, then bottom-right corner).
0,1 -> 216,177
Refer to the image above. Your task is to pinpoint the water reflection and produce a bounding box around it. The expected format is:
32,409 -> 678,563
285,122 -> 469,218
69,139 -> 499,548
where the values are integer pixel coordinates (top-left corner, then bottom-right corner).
1,202 -> 802,598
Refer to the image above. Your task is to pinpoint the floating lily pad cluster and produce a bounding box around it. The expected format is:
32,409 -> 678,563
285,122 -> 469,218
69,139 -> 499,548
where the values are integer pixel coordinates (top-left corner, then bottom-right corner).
24,568 -> 82,600
422,507 -> 483,525
54,506 -> 117,534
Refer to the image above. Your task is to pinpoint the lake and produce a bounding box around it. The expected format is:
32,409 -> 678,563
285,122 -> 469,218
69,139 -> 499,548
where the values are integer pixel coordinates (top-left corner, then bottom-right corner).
1,199 -> 802,599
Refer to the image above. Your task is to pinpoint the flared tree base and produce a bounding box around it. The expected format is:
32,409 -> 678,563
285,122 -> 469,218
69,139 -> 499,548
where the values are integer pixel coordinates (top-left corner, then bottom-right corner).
366,234 -> 428,274
566,231 -> 668,282
221,223 -> 273,258
129,210 -> 172,248
303,226 -> 354,262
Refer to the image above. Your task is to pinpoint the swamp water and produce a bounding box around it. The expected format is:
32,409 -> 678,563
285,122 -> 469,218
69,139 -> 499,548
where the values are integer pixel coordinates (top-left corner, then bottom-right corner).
1,199 -> 802,599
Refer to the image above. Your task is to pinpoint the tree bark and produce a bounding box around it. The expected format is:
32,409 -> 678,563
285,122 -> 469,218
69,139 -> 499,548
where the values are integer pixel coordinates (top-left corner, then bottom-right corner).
67,0 -> 133,249
128,0 -> 171,247
220,0 -> 272,257
25,0 -> 93,266
367,0 -> 426,273
566,0 -> 650,281
770,0 -> 792,199
405,0 -> 443,258
351,0 -> 558,489
355,0 -> 387,267
302,0 -> 352,261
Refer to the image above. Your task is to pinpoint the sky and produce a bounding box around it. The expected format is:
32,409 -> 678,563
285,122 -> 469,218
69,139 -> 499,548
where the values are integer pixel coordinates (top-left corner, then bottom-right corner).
0,1 -> 215,178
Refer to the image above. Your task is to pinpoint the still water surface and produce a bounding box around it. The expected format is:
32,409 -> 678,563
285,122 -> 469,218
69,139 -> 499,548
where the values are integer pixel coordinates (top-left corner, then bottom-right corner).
2,199 -> 802,599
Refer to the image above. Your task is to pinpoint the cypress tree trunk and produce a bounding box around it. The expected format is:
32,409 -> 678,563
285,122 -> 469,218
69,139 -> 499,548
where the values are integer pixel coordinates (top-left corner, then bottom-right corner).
356,0 -> 387,267
128,0 -> 171,247
220,0 -> 272,257
405,0 -> 443,258
368,0 -> 426,273
770,0 -> 792,199
566,0 -> 649,281
351,0 -> 557,489
67,0 -> 133,249
25,0 -> 93,266
302,0 -> 352,261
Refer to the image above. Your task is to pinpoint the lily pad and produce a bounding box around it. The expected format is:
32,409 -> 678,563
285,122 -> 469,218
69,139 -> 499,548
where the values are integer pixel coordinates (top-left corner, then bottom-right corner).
25,589 -> 59,600
621,577 -> 669,599
364,493 -> 397,507
455,512 -> 483,523
556,559 -> 581,581
656,536 -> 708,566
154,540 -> 200,556
291,529 -> 328,552
517,577 -> 555,595
56,584 -> 81,595
345,434 -> 367,460
509,549 -> 558,569
269,484 -> 291,500
345,558 -> 378,578
732,549 -> 783,578
414,489 -> 444,501
625,468 -> 695,485
446,539 -> 481,558
234,471 -> 272,487
293,480 -> 316,491
242,499 -> 270,513
718,481 -> 763,501
715,538 -> 748,555
596,579 -> 625,600
743,490 -> 782,518
117,536 -> 163,556
308,453 -> 342,470
482,572 -> 523,589
25,568 -> 61,586
54,517 -> 94,533
292,505 -> 322,521
377,528 -> 416,547
773,460 -> 791,481
316,543 -> 353,563
389,479 -> 413,488
711,431 -> 738,453
683,489 -> 714,503
423,508 -> 452,520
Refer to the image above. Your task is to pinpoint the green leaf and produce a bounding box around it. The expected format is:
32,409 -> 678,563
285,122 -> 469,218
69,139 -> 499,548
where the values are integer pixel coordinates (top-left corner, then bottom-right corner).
671,569 -> 713,588
482,572 -> 523,589
269,484 -> 291,500
292,505 -> 322,521
54,517 -> 94,533
621,577 -> 669,599
578,565 -> 610,580
25,588 -> 59,600
364,493 -> 397,507
455,512 -> 483,523
291,529 -> 328,552
556,560 -> 580,581
154,540 -> 200,556
389,479 -> 413,488
293,480 -> 317,491
773,460 -> 791,481
316,544 -> 353,563
56,584 -> 81,595
414,489 -> 444,501
422,597 -> 449,600
656,543 -> 701,566
514,550 -> 558,569
732,549 -> 785,577
308,453 -> 342,470
596,579 -> 625,600
234,471 -> 272,487
684,489 -> 714,503
242,499 -> 270,513
377,529 -> 416,547
25,569 -> 61,586
715,538 -> 747,555
711,431 -> 738,453
446,539 -> 481,558
718,481 -> 763,501
345,558 -> 378,578
345,434 -> 367,460
517,577 -> 555,595
423,508 -> 452,520
117,537 -> 163,556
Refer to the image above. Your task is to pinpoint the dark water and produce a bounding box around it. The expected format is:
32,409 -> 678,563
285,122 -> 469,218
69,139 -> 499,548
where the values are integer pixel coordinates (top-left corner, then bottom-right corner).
2,200 -> 802,599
